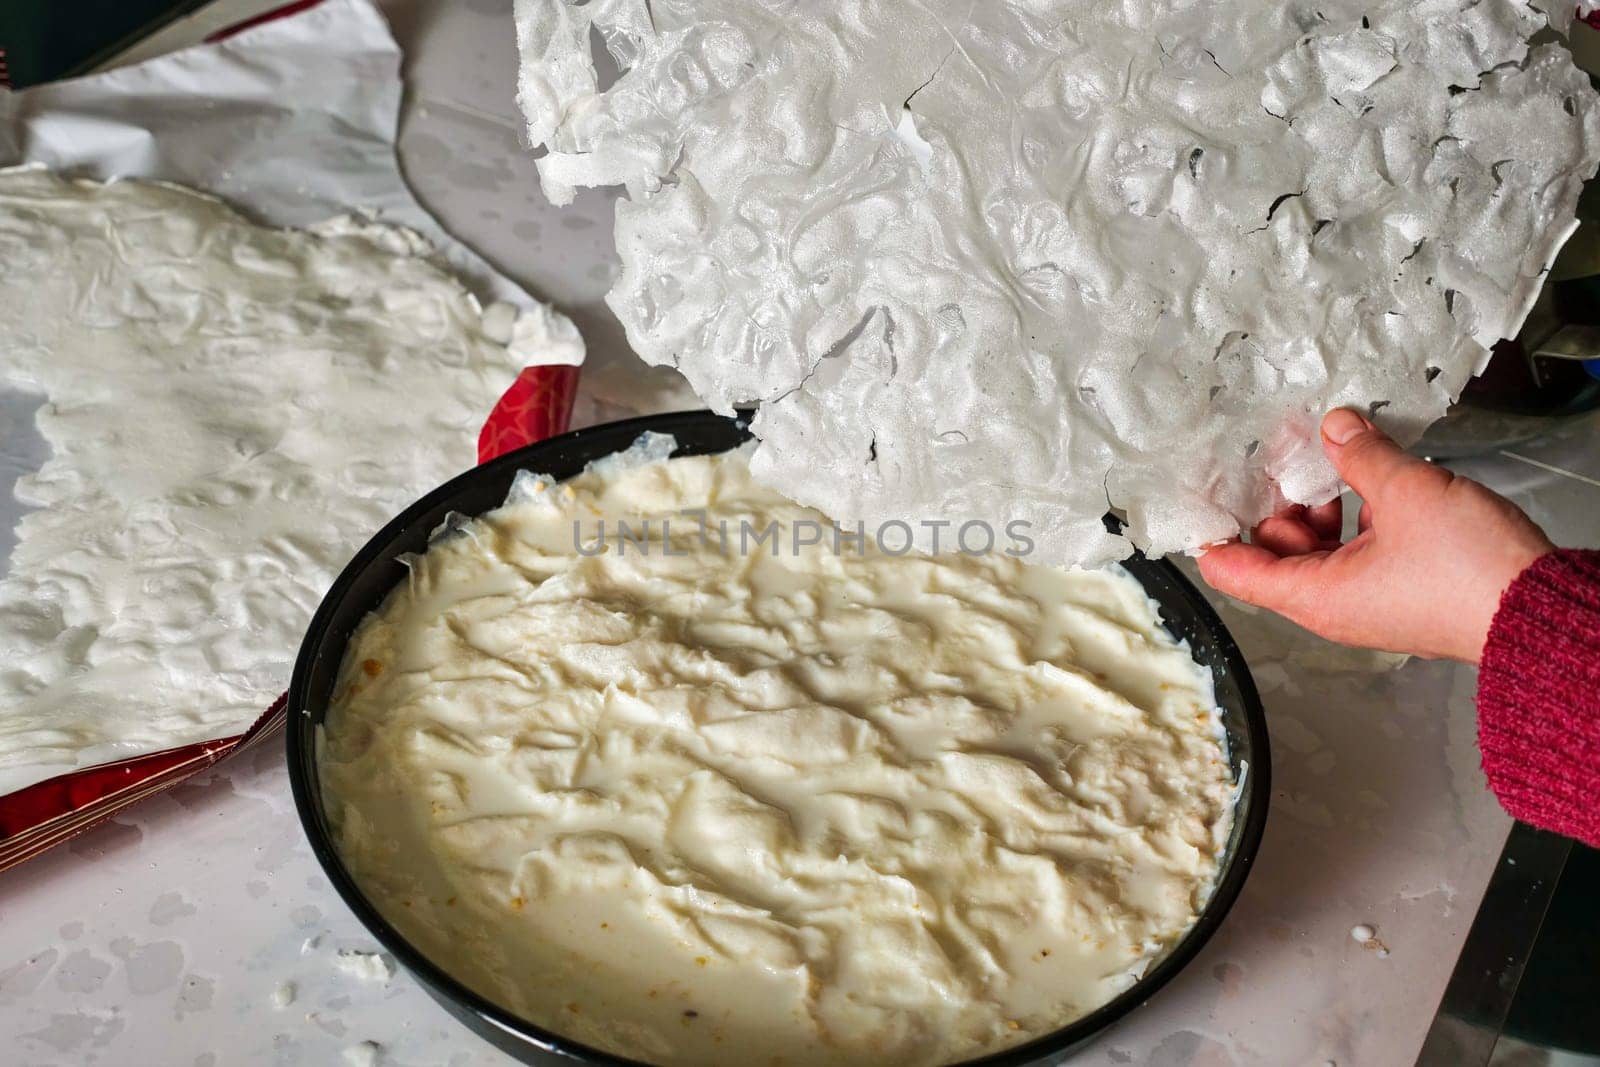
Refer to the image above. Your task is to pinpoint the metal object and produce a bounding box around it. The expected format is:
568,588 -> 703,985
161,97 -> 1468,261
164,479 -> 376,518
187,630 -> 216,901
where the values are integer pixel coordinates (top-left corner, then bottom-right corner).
1416,824 -> 1574,1067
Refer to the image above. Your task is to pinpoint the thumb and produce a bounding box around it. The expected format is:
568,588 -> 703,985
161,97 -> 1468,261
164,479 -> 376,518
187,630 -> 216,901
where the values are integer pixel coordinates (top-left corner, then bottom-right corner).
1320,408 -> 1415,502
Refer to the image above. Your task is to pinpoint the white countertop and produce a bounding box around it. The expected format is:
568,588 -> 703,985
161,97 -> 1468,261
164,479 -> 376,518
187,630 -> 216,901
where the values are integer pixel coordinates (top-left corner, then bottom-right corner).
2,3 -> 1599,1065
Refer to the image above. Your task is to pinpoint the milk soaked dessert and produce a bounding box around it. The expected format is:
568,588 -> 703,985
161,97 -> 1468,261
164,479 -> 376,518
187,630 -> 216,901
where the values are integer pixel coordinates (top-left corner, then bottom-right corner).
320,440 -> 1236,1066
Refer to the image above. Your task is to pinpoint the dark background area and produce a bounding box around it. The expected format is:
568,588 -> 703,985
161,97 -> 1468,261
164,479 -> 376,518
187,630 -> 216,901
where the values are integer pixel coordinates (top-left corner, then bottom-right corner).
1505,844 -> 1600,1057
0,0 -> 210,87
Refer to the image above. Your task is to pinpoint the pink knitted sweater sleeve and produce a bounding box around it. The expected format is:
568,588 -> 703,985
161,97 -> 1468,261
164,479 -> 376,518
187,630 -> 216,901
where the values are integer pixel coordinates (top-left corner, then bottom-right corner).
1477,549 -> 1600,848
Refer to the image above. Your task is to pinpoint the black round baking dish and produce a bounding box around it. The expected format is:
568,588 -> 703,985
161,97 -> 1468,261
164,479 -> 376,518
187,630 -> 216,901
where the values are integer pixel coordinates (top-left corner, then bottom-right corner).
287,409 -> 1271,1067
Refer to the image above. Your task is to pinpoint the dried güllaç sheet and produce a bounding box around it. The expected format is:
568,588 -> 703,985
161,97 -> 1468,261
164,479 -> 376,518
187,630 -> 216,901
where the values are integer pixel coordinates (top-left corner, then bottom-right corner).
0,167 -> 582,792
515,0 -> 1600,565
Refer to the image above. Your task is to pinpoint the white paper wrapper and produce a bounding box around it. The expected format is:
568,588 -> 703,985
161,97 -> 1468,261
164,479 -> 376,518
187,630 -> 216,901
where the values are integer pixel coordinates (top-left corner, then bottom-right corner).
0,0 -> 521,304
0,0 -> 582,795
0,0 -> 588,568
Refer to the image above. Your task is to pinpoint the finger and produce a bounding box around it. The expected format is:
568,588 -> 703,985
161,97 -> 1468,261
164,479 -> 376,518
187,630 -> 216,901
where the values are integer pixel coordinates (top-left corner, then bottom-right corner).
1357,499 -> 1373,533
1305,498 -> 1343,541
1196,539 -> 1331,613
1253,514 -> 1321,556
1321,408 -> 1419,506
1196,540 -> 1277,601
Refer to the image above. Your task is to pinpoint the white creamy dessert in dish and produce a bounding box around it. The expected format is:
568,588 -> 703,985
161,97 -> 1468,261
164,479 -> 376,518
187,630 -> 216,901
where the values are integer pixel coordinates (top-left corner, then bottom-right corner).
319,438 -> 1237,1067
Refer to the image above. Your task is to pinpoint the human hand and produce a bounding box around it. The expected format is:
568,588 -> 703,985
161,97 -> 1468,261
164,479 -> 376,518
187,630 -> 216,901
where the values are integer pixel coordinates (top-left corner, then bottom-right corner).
1197,409 -> 1555,663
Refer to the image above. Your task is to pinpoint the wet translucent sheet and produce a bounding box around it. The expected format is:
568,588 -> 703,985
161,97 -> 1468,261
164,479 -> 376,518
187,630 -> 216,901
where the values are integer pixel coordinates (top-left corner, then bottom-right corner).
516,0 -> 1600,565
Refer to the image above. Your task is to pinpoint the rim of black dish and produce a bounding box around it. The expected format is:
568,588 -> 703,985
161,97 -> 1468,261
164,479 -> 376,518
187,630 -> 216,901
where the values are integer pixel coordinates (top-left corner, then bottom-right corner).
287,409 -> 1272,1067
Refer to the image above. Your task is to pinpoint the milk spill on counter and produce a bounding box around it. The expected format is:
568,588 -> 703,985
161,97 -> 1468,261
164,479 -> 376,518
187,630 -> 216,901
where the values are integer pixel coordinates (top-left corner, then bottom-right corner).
319,438 -> 1238,1067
